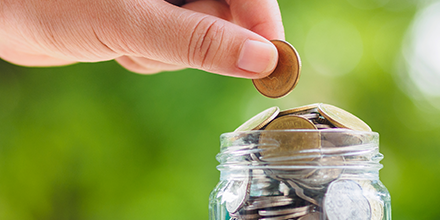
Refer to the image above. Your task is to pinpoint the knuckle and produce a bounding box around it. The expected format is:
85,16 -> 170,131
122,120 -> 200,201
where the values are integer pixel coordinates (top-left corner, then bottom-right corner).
187,17 -> 226,70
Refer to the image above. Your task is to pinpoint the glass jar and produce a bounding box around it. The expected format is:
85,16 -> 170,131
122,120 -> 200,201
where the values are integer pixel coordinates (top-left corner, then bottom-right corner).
209,129 -> 391,220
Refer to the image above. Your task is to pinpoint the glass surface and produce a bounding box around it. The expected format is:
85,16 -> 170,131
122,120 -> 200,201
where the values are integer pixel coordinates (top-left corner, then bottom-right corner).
210,130 -> 391,220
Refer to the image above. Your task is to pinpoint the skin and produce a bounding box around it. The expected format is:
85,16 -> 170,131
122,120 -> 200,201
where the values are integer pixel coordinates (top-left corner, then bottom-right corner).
0,0 -> 284,79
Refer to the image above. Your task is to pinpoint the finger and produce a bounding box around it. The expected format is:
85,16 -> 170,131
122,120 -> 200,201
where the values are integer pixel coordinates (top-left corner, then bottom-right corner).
130,56 -> 185,71
226,0 -> 284,40
115,56 -> 185,74
94,1 -> 278,79
182,0 -> 232,21
116,56 -> 161,74
0,44 -> 76,66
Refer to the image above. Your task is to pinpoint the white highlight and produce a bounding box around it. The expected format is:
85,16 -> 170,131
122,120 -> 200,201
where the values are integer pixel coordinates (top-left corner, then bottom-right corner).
404,1 -> 440,97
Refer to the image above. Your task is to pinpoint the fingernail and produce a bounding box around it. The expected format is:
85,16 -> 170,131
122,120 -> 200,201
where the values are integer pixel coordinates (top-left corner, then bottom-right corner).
237,40 -> 278,75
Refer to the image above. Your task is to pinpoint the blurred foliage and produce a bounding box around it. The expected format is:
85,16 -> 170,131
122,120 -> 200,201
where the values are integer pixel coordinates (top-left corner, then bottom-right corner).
1,0 -> 440,219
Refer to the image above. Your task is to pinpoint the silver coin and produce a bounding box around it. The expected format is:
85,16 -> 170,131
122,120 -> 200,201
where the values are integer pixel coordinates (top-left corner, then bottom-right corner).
300,113 -> 320,120
357,180 -> 384,220
285,179 -> 319,206
250,170 -> 281,197
321,129 -> 363,147
316,124 -> 332,129
324,179 -> 371,220
259,205 -> 311,216
230,211 -> 260,220
259,208 -> 309,220
278,104 -> 319,117
279,181 -> 290,196
246,196 -> 293,210
225,171 -> 251,213
298,156 -> 344,187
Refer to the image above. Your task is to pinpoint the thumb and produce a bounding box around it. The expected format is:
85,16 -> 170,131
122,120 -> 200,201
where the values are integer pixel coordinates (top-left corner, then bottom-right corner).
97,1 -> 278,78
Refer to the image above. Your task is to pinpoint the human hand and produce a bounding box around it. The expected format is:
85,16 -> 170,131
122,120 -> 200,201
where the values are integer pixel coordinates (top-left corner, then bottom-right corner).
0,0 -> 284,79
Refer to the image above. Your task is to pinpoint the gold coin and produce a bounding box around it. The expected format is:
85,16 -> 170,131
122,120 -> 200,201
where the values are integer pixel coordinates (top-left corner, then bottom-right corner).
265,115 -> 317,130
259,115 -> 320,160
252,40 -> 301,99
318,104 -> 372,132
278,103 -> 319,117
234,106 -> 280,132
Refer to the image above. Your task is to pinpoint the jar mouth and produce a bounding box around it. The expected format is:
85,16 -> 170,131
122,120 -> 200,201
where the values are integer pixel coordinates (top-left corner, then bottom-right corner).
217,129 -> 382,173
221,128 -> 378,137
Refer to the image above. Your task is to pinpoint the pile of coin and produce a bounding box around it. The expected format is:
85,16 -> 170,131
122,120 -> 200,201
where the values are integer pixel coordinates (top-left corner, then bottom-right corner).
223,103 -> 384,220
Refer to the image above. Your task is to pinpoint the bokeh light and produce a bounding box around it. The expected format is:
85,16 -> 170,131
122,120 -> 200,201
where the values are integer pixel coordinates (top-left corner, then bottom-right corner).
400,1 -> 440,109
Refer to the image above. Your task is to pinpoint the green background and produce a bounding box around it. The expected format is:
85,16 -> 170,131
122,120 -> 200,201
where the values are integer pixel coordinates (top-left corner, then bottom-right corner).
1,0 -> 439,219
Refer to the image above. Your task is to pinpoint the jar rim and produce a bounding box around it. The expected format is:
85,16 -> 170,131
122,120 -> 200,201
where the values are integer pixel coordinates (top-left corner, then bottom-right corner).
217,128 -> 382,175
221,128 -> 379,137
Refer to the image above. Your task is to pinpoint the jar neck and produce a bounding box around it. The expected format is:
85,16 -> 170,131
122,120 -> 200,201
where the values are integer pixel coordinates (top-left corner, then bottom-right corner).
217,129 -> 382,181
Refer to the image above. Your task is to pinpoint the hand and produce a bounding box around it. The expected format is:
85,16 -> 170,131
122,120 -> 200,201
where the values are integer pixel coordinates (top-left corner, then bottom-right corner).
0,0 -> 284,79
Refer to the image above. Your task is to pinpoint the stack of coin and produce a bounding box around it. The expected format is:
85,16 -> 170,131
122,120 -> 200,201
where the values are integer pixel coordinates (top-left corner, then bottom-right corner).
224,103 -> 383,220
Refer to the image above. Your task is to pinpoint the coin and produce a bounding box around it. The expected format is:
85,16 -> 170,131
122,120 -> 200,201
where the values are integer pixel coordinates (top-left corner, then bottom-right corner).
252,40 -> 301,99
230,209 -> 260,220
265,115 -> 317,130
324,179 -> 371,220
321,129 -> 363,147
285,179 -> 319,206
235,106 -> 280,132
357,180 -> 384,220
225,171 -> 251,213
299,156 -> 344,187
259,205 -> 311,216
278,103 -> 319,117
315,124 -> 332,129
318,104 -> 372,132
259,116 -> 320,160
246,195 -> 293,210
224,104 -> 381,220
260,207 -> 309,220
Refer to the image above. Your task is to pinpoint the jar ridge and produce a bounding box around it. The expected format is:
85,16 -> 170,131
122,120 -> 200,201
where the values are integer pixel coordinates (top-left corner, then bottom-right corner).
217,130 -> 382,181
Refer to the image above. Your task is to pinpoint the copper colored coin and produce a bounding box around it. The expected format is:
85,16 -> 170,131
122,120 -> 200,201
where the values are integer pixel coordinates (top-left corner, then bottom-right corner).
252,40 -> 301,99
265,115 -> 317,131
259,116 -> 320,160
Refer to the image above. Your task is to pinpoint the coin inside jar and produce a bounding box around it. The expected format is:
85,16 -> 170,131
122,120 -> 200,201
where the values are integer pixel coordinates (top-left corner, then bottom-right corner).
258,115 -> 320,161
278,103 -> 319,117
235,106 -> 280,132
318,103 -> 371,132
252,40 -> 301,99
225,170 -> 252,214
324,179 -> 371,220
220,104 -> 380,220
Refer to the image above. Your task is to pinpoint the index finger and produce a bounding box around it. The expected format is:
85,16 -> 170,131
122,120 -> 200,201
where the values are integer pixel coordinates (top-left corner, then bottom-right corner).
227,0 -> 284,40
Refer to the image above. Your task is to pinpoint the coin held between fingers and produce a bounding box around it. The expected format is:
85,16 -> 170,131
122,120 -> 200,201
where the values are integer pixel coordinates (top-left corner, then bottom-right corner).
253,40 -> 301,98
